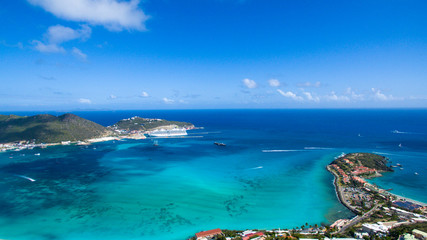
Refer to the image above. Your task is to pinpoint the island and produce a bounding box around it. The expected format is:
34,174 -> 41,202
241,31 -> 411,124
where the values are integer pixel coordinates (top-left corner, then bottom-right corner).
0,113 -> 194,152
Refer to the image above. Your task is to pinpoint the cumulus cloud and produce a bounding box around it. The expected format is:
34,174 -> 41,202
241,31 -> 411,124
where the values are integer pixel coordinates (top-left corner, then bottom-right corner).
28,0 -> 149,31
302,91 -> 320,102
277,89 -> 303,101
268,79 -> 280,87
163,97 -> 174,103
298,81 -> 322,88
372,88 -> 394,101
78,98 -> 91,104
33,41 -> 65,53
140,91 -> 149,97
72,47 -> 87,60
326,91 -> 350,101
48,24 -> 91,43
345,88 -> 364,100
33,24 -> 91,53
243,78 -> 257,89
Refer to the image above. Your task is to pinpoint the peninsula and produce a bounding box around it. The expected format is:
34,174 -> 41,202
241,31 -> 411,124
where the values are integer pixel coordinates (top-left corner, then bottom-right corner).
0,113 -> 194,152
189,153 -> 427,240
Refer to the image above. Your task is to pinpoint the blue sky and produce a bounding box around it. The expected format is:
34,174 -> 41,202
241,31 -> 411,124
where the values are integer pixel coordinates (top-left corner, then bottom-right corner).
1,0 -> 426,110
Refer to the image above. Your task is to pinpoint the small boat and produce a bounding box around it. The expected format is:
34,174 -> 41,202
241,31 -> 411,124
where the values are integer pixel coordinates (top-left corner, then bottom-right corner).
400,168 -> 404,170
153,140 -> 159,146
214,142 -> 226,146
396,163 -> 402,167
398,143 -> 402,148
415,172 -> 419,175
34,153 -> 40,156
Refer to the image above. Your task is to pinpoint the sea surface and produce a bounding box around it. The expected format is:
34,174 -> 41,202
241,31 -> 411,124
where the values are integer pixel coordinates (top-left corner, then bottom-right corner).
0,109 -> 426,240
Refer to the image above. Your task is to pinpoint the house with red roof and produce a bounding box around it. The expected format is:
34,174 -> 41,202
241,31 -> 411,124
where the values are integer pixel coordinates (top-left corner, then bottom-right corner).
242,231 -> 265,240
195,228 -> 223,240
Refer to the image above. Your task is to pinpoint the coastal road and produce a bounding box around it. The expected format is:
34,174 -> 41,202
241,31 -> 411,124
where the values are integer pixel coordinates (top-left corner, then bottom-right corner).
335,204 -> 381,234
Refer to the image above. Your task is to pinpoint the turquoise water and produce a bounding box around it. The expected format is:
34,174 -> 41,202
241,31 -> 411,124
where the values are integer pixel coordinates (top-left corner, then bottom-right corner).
0,109 -> 426,240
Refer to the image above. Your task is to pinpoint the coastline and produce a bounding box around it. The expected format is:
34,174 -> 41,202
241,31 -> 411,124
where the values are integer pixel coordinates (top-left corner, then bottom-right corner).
326,165 -> 360,215
326,154 -> 427,220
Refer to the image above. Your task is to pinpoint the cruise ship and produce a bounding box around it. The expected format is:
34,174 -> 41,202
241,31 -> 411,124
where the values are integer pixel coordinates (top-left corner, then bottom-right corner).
148,128 -> 188,137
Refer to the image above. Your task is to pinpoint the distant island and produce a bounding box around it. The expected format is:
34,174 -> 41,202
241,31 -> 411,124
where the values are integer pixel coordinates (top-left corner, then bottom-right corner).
0,113 -> 194,151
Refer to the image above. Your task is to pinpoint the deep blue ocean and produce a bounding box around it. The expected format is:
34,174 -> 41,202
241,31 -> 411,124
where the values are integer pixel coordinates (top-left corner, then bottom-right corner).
0,109 -> 426,240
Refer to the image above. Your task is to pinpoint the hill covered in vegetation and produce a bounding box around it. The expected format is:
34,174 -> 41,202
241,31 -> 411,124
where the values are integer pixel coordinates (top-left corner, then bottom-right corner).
0,113 -> 112,144
332,152 -> 393,172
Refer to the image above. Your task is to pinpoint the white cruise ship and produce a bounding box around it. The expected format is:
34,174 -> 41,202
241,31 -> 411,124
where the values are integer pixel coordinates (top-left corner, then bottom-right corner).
148,128 -> 188,137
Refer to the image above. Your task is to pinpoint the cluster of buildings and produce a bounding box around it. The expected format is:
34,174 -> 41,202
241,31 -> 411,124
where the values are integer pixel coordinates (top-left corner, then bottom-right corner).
193,229 -> 266,240
330,164 -> 350,183
351,166 -> 377,176
0,141 -> 49,152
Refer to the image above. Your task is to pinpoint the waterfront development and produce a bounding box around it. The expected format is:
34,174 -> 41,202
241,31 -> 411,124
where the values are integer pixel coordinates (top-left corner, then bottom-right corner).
190,152 -> 427,240
0,109 -> 426,240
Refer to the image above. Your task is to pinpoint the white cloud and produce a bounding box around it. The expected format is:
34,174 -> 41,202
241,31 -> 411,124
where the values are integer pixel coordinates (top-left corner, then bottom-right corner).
140,91 -> 149,97
277,89 -> 303,101
298,81 -> 321,88
72,47 -> 87,60
326,91 -> 350,101
33,25 -> 91,53
243,78 -> 257,89
345,88 -> 364,100
28,0 -> 149,31
47,24 -> 91,44
268,79 -> 280,87
32,41 -> 65,53
78,98 -> 91,104
302,91 -> 320,102
372,88 -> 393,101
163,97 -> 174,103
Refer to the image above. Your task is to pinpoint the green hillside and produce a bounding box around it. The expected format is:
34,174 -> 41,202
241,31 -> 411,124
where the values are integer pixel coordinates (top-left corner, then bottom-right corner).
332,152 -> 393,172
0,113 -> 112,143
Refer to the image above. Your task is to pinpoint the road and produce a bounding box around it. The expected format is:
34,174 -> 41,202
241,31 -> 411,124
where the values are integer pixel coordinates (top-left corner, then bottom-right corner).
335,204 -> 381,234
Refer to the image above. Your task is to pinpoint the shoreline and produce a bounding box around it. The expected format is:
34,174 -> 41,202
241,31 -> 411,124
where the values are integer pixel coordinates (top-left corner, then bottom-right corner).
326,165 -> 360,215
326,155 -> 427,220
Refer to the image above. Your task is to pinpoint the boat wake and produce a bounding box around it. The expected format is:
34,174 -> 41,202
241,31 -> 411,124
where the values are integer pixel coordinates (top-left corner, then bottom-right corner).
262,150 -> 303,153
250,166 -> 263,170
14,174 -> 36,182
391,130 -> 423,135
304,147 -> 334,150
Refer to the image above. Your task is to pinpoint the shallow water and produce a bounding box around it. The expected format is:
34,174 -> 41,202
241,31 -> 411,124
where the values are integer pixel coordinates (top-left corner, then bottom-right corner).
0,109 -> 426,240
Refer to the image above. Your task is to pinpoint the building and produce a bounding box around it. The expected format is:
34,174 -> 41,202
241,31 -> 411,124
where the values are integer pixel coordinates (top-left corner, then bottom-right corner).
361,223 -> 389,234
242,232 -> 264,240
413,229 -> 427,240
393,201 -> 424,211
330,219 -> 349,230
195,228 -> 223,240
399,233 -> 417,240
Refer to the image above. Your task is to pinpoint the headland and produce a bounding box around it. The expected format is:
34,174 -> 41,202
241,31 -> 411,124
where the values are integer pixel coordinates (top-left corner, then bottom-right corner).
0,114 -> 194,152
